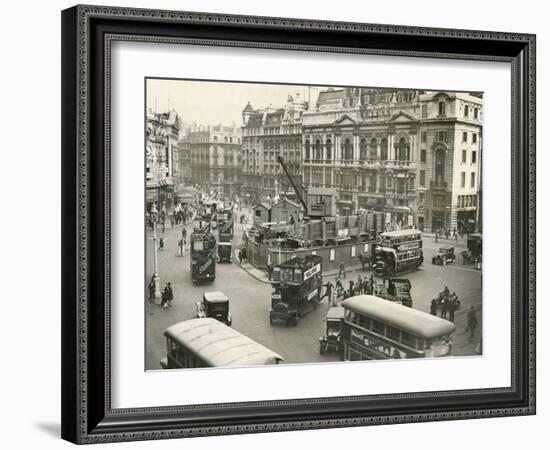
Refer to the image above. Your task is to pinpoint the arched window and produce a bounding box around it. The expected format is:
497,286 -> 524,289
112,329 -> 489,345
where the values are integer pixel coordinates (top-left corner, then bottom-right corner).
438,101 -> 446,116
326,139 -> 332,160
474,107 -> 479,119
435,148 -> 446,180
305,140 -> 310,160
369,138 -> 378,158
359,138 -> 367,160
315,139 -> 322,160
344,138 -> 352,161
381,138 -> 388,160
398,138 -> 409,161
464,105 -> 469,117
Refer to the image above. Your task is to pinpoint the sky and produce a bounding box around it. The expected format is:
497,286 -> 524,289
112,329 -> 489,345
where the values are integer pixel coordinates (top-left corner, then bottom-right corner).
146,78 -> 330,127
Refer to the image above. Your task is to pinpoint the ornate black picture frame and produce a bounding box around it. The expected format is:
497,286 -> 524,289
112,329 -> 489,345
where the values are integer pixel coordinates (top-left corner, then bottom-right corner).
61,5 -> 536,444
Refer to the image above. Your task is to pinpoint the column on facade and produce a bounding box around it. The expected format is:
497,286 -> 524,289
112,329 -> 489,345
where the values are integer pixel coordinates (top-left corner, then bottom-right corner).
388,135 -> 394,160
353,135 -> 359,161
377,142 -> 381,159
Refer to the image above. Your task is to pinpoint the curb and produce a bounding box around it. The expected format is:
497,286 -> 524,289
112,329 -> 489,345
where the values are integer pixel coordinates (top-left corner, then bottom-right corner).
235,261 -> 272,284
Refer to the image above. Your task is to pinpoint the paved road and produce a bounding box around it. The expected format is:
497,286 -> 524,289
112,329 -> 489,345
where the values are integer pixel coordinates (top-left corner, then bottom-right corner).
146,213 -> 482,369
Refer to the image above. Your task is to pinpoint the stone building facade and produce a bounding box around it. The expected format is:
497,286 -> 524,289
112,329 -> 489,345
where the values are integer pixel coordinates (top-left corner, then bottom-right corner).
189,124 -> 242,197
145,110 -> 180,212
417,92 -> 483,233
301,88 -> 483,233
241,94 -> 306,204
302,88 -> 420,227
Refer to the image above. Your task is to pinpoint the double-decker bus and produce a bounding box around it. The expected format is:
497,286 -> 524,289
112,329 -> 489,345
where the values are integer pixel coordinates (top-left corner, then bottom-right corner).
160,318 -> 283,369
216,209 -> 233,262
190,227 -> 217,283
341,295 -> 456,360
269,255 -> 323,326
373,229 -> 423,277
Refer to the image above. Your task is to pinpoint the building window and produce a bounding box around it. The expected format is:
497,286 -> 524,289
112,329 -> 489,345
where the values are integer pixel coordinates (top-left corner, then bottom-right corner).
419,170 -> 425,187
344,138 -> 353,161
421,131 -> 427,143
419,192 -> 425,204
314,139 -> 322,160
474,107 -> 479,119
420,149 -> 426,163
464,104 -> 469,117
359,138 -> 367,159
438,101 -> 446,116
435,130 -> 448,143
398,137 -> 409,161
462,150 -> 467,163
381,138 -> 388,160
462,132 -> 467,143
472,133 -> 478,144
471,172 -> 475,188
326,139 -> 332,160
472,151 -> 477,164
461,172 -> 466,188
435,148 -> 446,180
369,138 -> 378,158
421,104 -> 428,118
305,140 -> 310,160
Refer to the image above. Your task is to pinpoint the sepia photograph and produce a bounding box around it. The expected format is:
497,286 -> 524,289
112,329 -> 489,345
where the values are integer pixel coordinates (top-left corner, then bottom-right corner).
145,78 -> 483,370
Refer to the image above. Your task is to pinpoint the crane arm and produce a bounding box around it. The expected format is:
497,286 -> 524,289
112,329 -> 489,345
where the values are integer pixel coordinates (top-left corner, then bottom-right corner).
277,156 -> 307,215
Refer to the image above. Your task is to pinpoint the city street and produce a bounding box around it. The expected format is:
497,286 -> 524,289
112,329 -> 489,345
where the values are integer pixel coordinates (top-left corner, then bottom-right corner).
146,208 -> 482,369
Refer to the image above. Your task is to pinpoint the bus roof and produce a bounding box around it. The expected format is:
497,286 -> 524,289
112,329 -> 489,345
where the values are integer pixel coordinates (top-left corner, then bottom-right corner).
203,291 -> 229,303
379,229 -> 422,238
164,318 -> 284,367
342,295 -> 456,339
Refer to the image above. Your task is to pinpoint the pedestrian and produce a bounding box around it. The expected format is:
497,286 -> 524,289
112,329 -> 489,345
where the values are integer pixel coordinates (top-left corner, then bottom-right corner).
448,294 -> 458,322
338,261 -> 346,279
435,230 -> 439,243
161,282 -> 173,308
178,239 -> 183,256
359,254 -> 366,272
242,247 -> 247,263
159,237 -> 165,251
266,263 -> 273,280
148,275 -> 155,302
466,306 -> 479,341
348,280 -> 355,297
335,279 -> 344,299
440,297 -> 448,319
182,227 -> 187,239
170,216 -> 175,228
161,221 -> 166,234
238,249 -> 243,265
430,298 -> 438,316
161,284 -> 168,308
357,275 -> 363,294
321,281 -> 333,304
445,229 -> 450,240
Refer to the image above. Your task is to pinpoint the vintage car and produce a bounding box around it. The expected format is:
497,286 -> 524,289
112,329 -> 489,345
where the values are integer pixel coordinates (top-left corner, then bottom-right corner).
374,278 -> 413,308
432,247 -> 456,265
319,306 -> 345,355
196,291 -> 232,326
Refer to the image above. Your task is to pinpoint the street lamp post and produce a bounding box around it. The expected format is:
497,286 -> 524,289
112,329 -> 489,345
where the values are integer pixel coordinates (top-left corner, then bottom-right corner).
150,203 -> 162,304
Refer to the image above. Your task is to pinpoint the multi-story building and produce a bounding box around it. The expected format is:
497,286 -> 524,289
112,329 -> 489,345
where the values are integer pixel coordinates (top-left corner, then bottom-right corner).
146,110 -> 180,212
241,94 -> 306,204
177,128 -> 192,186
302,88 -> 420,227
189,124 -> 242,197
301,88 -> 483,233
417,92 -> 482,233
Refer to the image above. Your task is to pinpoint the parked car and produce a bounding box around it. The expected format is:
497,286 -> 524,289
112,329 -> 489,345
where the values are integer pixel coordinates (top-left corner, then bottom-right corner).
432,247 -> 456,266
